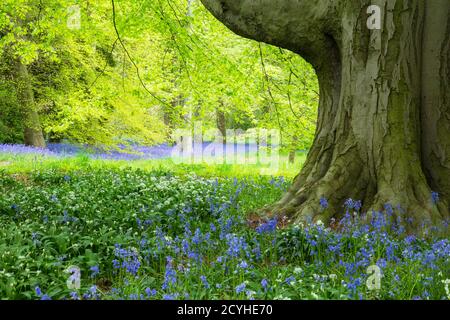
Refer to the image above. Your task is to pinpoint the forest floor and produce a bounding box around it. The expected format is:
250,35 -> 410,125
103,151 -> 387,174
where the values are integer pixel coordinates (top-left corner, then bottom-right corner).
0,145 -> 449,300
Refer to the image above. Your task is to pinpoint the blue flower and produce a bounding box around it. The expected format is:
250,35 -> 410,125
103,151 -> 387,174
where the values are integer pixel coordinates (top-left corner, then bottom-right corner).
192,228 -> 202,245
346,277 -> 362,294
285,276 -> 295,285
261,279 -> 269,291
35,286 -> 42,296
235,283 -> 246,294
344,198 -> 355,209
90,265 -> 100,278
200,275 -> 210,289
431,191 -> 439,204
319,197 -> 328,210
376,258 -> 387,269
162,257 -> 177,290
145,288 -> 157,297
256,218 -> 277,234
112,259 -> 120,269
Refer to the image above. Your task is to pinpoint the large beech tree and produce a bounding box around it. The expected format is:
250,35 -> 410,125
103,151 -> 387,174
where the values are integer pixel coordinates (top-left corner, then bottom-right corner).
201,0 -> 450,231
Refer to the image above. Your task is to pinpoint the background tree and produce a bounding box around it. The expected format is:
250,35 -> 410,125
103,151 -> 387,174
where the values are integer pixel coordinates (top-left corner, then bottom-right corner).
200,0 -> 450,232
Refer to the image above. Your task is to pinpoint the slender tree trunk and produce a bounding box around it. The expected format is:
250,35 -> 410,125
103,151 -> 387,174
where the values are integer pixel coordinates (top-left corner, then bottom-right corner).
201,0 -> 450,232
288,135 -> 298,164
14,59 -> 45,147
216,100 -> 227,143
288,150 -> 295,164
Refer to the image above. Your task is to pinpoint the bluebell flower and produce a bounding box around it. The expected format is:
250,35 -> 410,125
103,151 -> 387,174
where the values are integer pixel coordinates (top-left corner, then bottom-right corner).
384,203 -> 394,215
162,257 -> 177,290
346,277 -> 362,295
285,276 -> 295,285
35,286 -> 42,296
235,283 -> 246,294
344,198 -> 355,209
319,197 -> 328,210
354,200 -> 362,211
90,265 -> 100,278
431,191 -> 439,204
192,228 -> 202,245
129,294 -> 138,300
376,258 -> 387,269
145,288 -> 157,297
256,218 -> 277,234
200,275 -> 210,289
261,279 -> 269,291
112,259 -> 120,269
113,245 -> 141,275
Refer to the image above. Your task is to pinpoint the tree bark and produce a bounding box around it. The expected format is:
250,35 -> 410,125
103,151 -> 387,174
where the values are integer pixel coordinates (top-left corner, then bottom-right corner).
201,0 -> 450,232
216,100 -> 227,143
14,59 -> 45,148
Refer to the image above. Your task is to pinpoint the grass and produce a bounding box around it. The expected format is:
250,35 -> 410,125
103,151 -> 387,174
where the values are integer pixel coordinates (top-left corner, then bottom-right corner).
0,150 -> 449,300
0,151 -> 307,180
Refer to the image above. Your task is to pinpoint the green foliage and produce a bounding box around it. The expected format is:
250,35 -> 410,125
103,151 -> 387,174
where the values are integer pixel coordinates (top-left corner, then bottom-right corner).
0,0 -> 319,150
0,149 -> 307,179
0,81 -> 23,143
0,167 -> 447,300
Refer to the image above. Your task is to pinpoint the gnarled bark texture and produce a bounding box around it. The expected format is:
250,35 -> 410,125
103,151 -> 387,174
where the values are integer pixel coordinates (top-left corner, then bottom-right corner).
201,0 -> 450,232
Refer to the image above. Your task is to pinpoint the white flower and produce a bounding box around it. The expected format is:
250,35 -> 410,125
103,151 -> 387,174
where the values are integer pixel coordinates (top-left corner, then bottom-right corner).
294,267 -> 303,274
442,279 -> 450,299
274,295 -> 291,300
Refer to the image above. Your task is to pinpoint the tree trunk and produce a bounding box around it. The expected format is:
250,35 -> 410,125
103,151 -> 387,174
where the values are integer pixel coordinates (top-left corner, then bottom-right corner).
288,135 -> 299,164
201,0 -> 450,232
216,100 -> 227,143
14,59 -> 45,148
288,150 -> 295,164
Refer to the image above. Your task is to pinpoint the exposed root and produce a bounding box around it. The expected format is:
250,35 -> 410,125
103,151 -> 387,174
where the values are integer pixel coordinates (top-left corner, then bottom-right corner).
259,150 -> 450,235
